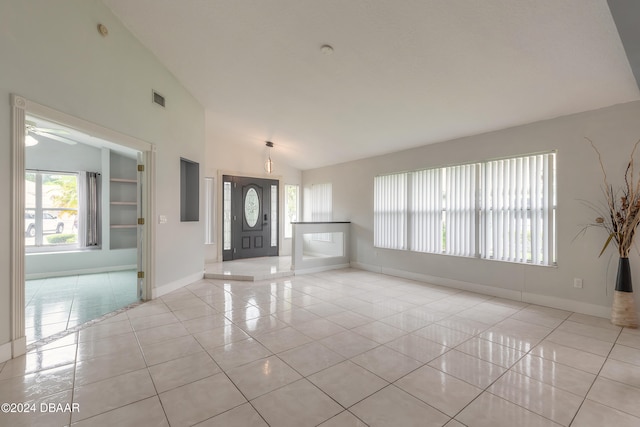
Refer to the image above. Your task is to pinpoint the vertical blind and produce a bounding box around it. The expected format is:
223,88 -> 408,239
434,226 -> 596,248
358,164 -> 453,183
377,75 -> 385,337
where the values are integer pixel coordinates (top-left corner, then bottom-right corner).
481,153 -> 555,265
311,183 -> 333,241
374,173 -> 407,249
311,183 -> 332,222
445,164 -> 476,257
410,169 -> 440,253
374,152 -> 556,266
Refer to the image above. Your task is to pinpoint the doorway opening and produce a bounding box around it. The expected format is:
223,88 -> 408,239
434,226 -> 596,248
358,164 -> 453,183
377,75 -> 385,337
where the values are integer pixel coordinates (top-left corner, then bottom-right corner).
222,175 -> 279,261
10,95 -> 155,356
24,115 -> 143,345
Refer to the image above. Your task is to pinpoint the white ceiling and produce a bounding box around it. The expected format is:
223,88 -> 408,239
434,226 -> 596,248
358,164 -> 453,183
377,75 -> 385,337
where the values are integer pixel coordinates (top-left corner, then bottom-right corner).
26,115 -> 139,159
102,0 -> 640,170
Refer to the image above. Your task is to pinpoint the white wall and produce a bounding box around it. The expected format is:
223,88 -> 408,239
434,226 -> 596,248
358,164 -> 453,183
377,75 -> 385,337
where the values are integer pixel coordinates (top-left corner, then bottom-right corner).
24,141 -> 142,276
24,136 -> 135,276
26,136 -> 103,172
204,111 -> 302,262
303,234 -> 345,258
303,101 -> 640,317
0,0 -> 205,350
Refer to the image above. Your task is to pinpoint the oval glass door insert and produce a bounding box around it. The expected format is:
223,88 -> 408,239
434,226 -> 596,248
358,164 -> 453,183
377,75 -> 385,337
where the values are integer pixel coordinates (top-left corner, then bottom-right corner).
244,188 -> 260,227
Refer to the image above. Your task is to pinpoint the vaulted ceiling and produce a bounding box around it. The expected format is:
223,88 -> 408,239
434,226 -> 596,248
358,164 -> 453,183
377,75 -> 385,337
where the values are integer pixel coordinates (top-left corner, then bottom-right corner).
103,0 -> 640,170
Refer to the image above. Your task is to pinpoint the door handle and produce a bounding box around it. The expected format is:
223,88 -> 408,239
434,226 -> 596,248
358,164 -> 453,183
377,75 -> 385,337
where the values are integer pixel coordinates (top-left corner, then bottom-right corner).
264,214 -> 268,221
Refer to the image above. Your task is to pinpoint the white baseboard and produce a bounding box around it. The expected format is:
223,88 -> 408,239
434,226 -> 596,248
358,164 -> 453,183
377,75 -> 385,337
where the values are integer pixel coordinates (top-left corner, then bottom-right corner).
152,271 -> 205,299
379,264 -> 522,301
294,263 -> 351,275
0,337 -> 26,362
13,336 -> 26,358
522,292 -> 611,318
351,262 -> 613,319
351,261 -> 382,274
26,264 -> 137,280
0,341 -> 11,363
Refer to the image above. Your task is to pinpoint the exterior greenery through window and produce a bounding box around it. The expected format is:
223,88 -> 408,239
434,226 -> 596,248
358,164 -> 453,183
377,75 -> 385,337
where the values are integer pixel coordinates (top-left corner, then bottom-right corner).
284,184 -> 299,239
26,170 -> 79,249
374,152 -> 556,266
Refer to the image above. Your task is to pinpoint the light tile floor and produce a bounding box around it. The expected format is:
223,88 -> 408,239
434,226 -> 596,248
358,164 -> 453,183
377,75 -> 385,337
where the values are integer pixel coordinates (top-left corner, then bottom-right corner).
25,270 -> 139,345
204,256 -> 293,281
2,268 -> 640,426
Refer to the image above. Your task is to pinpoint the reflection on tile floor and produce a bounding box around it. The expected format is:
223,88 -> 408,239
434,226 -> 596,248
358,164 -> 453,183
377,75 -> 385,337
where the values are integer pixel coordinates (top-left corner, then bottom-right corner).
205,256 -> 293,281
25,270 -> 139,345
4,268 -> 640,426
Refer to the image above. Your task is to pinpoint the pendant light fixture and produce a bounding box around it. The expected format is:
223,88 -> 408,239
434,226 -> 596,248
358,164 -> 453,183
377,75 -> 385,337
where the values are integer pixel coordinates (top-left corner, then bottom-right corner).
265,141 -> 274,174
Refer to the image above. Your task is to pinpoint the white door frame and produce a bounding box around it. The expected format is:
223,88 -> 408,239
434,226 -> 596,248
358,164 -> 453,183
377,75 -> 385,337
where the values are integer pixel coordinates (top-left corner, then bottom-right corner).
9,94 -> 156,358
216,169 -> 283,262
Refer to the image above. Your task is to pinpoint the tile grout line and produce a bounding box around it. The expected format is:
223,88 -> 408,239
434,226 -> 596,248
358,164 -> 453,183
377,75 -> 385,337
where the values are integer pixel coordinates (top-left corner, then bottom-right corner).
15,269 -> 640,426
444,308 -> 619,426
68,331 -> 79,426
442,304 -> 549,425
133,313 -> 174,427
565,326 -> 631,426
147,289 -> 272,425
190,280 -> 388,426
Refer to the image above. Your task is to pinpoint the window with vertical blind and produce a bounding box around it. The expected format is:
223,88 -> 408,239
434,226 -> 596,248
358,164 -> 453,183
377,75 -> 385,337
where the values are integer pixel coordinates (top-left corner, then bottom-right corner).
444,164 -> 477,257
311,183 -> 332,222
480,153 -> 556,265
374,173 -> 407,250
374,152 -> 556,266
311,183 -> 332,241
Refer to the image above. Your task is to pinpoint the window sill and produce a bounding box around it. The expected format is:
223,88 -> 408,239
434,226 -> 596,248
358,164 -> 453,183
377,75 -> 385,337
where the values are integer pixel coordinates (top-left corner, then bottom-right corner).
26,246 -> 102,255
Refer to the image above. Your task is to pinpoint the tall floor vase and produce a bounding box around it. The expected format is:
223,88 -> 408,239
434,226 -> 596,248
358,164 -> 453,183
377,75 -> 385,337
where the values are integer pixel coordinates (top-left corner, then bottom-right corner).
611,257 -> 639,328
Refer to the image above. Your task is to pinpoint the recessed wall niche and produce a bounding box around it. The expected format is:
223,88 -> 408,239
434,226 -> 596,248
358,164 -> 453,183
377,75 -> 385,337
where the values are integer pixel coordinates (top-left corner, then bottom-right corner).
180,157 -> 199,222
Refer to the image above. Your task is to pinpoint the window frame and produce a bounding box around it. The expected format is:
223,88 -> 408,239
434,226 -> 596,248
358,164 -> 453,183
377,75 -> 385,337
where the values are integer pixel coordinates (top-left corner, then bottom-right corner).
373,151 -> 557,266
25,169 -> 81,253
284,184 -> 300,239
204,177 -> 215,245
310,183 -> 333,242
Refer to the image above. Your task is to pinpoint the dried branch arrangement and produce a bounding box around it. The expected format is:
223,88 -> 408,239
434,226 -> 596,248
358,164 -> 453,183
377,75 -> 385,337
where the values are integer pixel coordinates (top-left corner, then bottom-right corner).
583,138 -> 640,258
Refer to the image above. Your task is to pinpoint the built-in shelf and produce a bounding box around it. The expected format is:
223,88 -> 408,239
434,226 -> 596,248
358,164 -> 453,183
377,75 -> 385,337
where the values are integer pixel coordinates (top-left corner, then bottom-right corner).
109,152 -> 138,250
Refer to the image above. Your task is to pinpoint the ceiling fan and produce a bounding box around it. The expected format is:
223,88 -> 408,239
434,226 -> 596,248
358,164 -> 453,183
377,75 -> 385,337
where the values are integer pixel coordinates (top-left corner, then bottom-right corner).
25,120 -> 78,145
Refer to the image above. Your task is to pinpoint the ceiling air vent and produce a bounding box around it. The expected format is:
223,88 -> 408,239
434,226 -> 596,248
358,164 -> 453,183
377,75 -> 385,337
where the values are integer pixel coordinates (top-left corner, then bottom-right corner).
152,90 -> 166,108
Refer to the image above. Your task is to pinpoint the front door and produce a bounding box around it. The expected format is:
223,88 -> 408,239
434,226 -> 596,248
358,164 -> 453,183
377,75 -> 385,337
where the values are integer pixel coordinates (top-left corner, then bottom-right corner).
223,175 -> 278,260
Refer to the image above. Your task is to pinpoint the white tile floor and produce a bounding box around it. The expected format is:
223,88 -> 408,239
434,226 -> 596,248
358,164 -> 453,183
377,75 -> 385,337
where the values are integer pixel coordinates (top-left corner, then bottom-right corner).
204,256 -> 293,281
2,268 -> 640,426
25,271 -> 139,345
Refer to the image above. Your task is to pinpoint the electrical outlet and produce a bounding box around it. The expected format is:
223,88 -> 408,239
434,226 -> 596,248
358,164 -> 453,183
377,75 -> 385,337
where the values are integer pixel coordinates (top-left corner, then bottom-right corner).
573,278 -> 583,289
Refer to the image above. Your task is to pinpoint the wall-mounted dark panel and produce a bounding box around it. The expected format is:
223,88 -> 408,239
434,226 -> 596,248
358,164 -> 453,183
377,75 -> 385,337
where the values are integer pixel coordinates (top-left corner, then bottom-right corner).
180,158 -> 199,222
